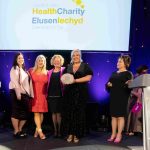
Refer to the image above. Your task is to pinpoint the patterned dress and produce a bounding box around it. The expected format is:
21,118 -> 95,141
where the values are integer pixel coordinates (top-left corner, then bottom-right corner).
62,63 -> 93,138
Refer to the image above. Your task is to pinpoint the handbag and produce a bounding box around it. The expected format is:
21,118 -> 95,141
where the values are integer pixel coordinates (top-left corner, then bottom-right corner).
131,102 -> 142,113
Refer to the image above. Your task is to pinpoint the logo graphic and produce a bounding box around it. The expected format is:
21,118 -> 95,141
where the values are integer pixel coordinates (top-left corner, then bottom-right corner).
72,0 -> 85,9
32,1 -> 85,25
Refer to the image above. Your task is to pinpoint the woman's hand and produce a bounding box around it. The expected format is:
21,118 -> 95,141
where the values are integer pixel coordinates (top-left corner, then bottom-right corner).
71,75 -> 92,84
107,82 -> 112,87
125,80 -> 132,85
137,100 -> 141,104
17,95 -> 21,100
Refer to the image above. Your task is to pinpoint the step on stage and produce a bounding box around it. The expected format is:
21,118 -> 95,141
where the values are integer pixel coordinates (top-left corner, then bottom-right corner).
0,129 -> 143,150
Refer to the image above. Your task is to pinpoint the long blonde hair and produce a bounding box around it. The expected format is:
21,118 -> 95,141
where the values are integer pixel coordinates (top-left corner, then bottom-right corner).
33,55 -> 47,74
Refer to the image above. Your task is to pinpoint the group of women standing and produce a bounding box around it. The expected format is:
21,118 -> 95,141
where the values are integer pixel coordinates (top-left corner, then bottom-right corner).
9,49 -> 93,143
9,50 -> 146,143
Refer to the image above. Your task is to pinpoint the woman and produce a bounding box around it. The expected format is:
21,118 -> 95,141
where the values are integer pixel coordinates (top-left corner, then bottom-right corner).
47,55 -> 65,138
9,52 -> 33,138
63,49 -> 93,143
126,65 -> 148,136
106,55 -> 132,143
29,55 -> 48,140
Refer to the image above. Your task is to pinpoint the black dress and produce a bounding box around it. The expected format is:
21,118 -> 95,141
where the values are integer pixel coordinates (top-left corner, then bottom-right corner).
48,72 -> 63,113
107,71 -> 132,117
63,63 -> 93,138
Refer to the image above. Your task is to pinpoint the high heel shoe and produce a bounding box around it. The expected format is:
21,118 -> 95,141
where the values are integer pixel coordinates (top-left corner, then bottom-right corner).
129,132 -> 134,136
73,136 -> 79,143
57,132 -> 62,138
34,128 -> 38,138
114,136 -> 122,143
53,131 -> 57,138
19,131 -> 27,137
67,135 -> 73,143
37,128 -> 46,140
107,135 -> 116,142
13,132 -> 21,138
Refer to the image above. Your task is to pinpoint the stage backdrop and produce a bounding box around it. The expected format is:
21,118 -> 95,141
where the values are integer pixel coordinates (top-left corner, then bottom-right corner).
1,0 -> 150,124
0,51 -> 127,115
0,0 -> 131,51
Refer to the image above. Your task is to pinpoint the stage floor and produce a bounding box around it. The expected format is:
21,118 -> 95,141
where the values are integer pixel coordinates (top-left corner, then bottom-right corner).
0,128 -> 143,150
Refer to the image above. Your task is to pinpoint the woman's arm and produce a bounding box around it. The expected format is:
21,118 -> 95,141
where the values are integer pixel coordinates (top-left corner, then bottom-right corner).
131,88 -> 142,103
74,75 -> 92,83
10,67 -> 21,100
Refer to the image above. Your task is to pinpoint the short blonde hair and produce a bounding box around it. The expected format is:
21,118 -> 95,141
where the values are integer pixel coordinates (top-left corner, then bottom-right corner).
50,54 -> 64,66
33,55 -> 47,73
70,49 -> 83,64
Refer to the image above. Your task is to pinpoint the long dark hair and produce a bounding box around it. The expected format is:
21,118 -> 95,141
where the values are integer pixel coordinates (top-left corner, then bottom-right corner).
12,52 -> 25,70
